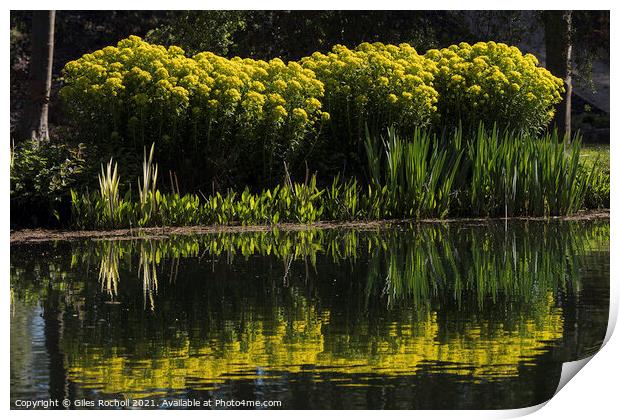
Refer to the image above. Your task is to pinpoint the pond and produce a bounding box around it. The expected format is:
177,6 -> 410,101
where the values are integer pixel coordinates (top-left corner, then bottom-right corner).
10,219 -> 609,409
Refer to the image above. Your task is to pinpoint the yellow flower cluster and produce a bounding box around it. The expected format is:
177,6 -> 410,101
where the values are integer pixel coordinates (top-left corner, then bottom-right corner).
301,42 -> 438,133
60,37 -> 565,181
425,41 -> 564,131
60,36 -> 326,152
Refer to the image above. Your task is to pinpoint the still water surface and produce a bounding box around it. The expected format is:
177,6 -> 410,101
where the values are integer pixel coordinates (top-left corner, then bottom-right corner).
10,220 -> 609,409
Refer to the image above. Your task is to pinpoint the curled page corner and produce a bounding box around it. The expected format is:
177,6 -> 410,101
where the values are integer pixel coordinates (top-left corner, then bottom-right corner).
555,356 -> 595,396
496,400 -> 549,418
602,280 -> 617,347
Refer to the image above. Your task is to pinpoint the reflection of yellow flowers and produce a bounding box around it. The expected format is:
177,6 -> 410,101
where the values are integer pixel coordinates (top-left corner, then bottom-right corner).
64,292 -> 564,398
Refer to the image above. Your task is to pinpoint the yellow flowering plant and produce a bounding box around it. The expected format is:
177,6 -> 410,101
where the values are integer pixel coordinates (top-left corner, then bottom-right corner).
301,42 -> 438,138
60,37 -> 565,188
425,41 -> 564,133
60,36 -> 326,186
300,42 -> 439,177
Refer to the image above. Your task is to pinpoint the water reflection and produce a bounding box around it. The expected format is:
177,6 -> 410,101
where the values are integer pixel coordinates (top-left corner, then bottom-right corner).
98,241 -> 120,302
73,221 -> 598,310
10,220 -> 609,409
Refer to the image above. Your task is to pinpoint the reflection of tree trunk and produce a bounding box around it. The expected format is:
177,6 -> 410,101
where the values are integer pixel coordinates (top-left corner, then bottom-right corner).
543,10 -> 572,139
43,290 -> 67,406
19,10 -> 55,141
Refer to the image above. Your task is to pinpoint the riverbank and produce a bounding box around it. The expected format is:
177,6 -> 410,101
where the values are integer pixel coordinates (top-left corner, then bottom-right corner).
10,209 -> 609,244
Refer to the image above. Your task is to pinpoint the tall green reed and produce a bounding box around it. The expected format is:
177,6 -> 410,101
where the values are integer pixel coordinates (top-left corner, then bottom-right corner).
466,126 -> 596,217
365,126 -> 462,218
138,143 -> 159,226
98,158 -> 121,226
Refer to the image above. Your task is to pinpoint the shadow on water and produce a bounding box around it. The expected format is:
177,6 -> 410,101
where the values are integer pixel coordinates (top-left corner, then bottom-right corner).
10,219 -> 609,409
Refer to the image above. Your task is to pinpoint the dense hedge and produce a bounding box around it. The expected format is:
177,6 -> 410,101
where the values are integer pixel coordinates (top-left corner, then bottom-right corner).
60,37 -> 564,188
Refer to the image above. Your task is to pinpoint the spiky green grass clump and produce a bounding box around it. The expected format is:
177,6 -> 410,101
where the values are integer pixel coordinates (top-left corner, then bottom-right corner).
71,127 -> 604,229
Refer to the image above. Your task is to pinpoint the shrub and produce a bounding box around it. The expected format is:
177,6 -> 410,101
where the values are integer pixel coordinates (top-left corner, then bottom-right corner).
60,38 -> 566,191
425,41 -> 564,133
301,43 -> 438,133
11,140 -> 88,226
60,36 -> 326,187
301,42 -> 438,174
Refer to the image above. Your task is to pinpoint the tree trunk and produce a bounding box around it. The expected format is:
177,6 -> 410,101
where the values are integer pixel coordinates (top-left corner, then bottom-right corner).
543,10 -> 572,140
19,10 -> 55,141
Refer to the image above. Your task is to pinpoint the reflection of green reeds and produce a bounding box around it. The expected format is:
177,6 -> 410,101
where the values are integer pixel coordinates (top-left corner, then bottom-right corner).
10,221 -> 610,398
139,241 -> 159,311
98,241 -> 120,301
70,220 -> 606,311
369,223 -> 585,309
